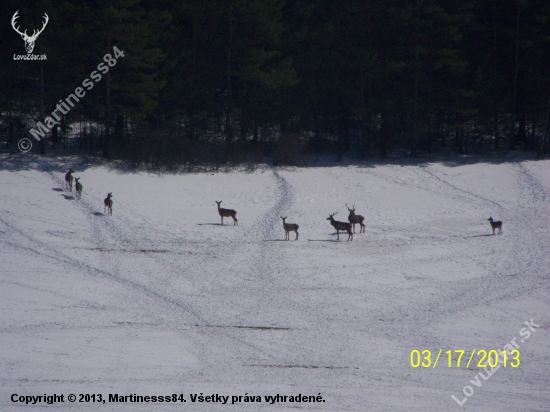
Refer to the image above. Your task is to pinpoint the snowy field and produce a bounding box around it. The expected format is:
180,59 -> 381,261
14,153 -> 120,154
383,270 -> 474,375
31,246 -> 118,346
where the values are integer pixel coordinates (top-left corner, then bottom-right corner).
1,154 -> 549,411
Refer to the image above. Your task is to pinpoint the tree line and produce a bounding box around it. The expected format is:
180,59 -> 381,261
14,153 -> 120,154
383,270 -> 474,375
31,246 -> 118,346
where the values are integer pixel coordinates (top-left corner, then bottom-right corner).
1,0 -> 550,167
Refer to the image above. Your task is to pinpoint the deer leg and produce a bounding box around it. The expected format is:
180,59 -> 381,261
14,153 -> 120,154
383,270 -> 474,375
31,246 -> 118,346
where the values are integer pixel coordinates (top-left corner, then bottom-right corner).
295,231 -> 298,240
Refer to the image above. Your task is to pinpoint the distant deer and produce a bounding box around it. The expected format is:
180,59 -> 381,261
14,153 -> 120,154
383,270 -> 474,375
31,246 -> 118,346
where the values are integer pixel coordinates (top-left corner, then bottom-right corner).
488,216 -> 502,235
346,204 -> 365,233
327,212 -> 353,241
75,177 -> 83,199
215,201 -> 238,225
104,193 -> 113,215
281,216 -> 299,240
65,169 -> 75,191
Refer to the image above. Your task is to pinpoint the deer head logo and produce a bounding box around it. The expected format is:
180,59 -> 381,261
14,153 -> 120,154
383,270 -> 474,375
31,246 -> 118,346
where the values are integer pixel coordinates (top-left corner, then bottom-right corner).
11,11 -> 49,54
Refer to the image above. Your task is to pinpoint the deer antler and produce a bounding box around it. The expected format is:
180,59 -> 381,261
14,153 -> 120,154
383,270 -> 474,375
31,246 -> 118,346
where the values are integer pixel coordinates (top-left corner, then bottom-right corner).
11,11 -> 26,37
11,11 -> 48,40
29,13 -> 49,40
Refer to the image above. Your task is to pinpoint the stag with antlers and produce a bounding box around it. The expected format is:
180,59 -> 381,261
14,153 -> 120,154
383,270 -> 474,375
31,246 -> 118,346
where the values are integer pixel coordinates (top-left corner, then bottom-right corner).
11,11 -> 49,54
346,204 -> 365,233
327,212 -> 353,241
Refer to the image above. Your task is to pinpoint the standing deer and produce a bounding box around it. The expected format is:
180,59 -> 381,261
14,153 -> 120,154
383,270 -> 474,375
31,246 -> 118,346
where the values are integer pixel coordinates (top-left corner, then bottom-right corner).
104,193 -> 113,215
488,217 -> 502,235
65,169 -> 75,191
346,204 -> 365,233
75,177 -> 83,199
327,212 -> 353,241
215,201 -> 238,225
281,216 -> 299,240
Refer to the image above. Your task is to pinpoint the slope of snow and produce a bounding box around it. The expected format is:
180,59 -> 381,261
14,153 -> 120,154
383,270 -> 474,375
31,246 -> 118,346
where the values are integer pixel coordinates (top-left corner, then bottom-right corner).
1,156 -> 549,411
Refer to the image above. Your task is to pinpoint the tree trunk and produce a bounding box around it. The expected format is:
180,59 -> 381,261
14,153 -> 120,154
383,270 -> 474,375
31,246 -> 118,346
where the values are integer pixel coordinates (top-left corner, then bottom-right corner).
225,0 -> 235,153
103,42 -> 111,158
510,0 -> 520,150
38,63 -> 46,154
493,0 -> 500,150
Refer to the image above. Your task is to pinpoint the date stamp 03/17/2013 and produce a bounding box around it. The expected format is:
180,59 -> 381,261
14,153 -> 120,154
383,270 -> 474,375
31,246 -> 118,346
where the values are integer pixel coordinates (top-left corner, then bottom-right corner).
409,348 -> 520,369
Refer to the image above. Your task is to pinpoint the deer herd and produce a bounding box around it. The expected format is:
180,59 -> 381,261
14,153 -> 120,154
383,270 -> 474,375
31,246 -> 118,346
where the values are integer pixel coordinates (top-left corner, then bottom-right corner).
64,169 -> 113,216
62,169 -> 503,240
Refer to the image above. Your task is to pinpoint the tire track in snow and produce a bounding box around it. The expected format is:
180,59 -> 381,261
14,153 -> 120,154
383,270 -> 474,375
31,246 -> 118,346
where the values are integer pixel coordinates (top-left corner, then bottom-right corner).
513,162 -> 550,204
45,170 -> 287,365
358,161 -> 549,345
415,165 -> 503,209
235,169 -> 363,368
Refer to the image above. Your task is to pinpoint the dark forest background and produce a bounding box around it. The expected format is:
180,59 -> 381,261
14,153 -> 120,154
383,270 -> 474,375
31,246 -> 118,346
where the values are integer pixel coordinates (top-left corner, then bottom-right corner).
1,0 -> 550,168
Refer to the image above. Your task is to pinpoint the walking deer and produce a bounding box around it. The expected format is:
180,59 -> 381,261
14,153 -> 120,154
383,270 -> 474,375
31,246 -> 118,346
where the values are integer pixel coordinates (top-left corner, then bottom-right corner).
281,216 -> 299,240
75,178 -> 83,199
65,169 -> 75,191
327,212 -> 353,241
346,204 -> 365,233
216,201 -> 238,225
104,193 -> 113,215
488,216 -> 502,235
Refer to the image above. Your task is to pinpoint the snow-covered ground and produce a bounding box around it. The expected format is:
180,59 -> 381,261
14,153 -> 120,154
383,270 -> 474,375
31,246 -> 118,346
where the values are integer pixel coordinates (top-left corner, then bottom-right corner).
1,155 -> 549,411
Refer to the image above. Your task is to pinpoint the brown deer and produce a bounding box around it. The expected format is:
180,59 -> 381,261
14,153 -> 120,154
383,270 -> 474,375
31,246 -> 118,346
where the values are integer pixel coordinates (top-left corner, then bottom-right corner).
65,169 -> 75,191
281,216 -> 299,240
75,178 -> 83,199
104,193 -> 113,215
327,212 -> 353,241
346,204 -> 365,233
215,201 -> 238,225
488,217 -> 502,235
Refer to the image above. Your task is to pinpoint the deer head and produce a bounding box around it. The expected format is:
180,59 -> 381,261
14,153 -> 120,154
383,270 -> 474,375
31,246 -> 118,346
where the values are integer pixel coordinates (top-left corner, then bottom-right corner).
346,204 -> 356,213
327,212 -> 338,220
12,11 -> 49,54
